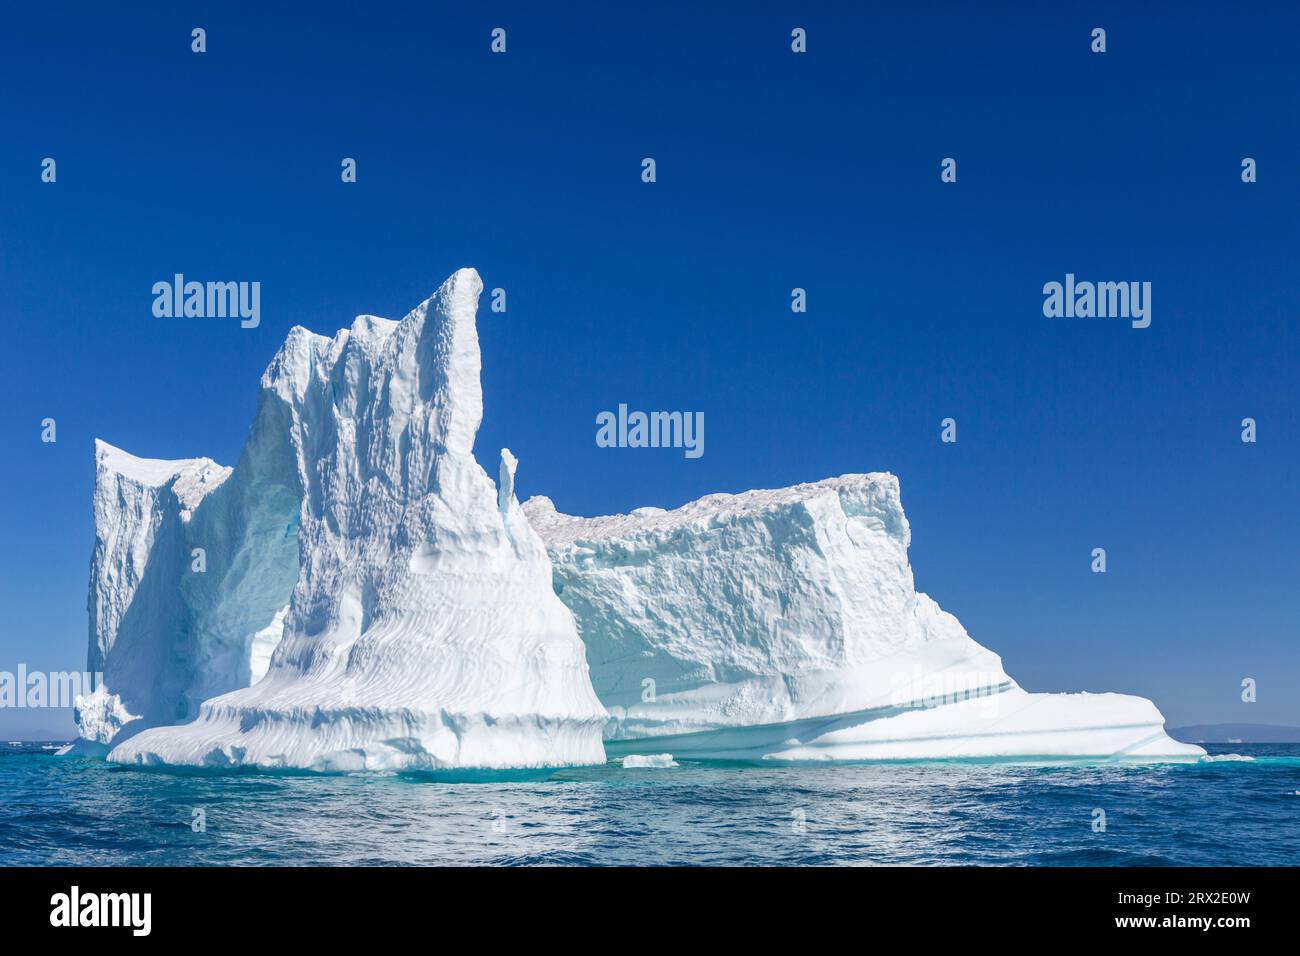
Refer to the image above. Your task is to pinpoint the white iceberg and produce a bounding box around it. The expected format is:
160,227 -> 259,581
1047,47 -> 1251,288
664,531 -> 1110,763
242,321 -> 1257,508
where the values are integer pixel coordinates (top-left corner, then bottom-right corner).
523,477 -> 1203,762
76,267 -> 1198,771
94,268 -> 607,772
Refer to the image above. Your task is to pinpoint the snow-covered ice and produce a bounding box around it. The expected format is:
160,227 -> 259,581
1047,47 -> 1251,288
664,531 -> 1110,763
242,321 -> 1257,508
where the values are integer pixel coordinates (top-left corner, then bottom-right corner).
95,269 -> 607,772
524,478 -> 1203,762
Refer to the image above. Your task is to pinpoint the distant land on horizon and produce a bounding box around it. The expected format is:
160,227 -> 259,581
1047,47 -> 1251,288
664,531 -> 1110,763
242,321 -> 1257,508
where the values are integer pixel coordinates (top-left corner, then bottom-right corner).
1168,724 -> 1300,744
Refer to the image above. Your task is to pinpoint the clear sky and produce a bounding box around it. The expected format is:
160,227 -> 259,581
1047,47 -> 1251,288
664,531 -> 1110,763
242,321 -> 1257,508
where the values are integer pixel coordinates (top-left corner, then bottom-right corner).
1,2 -> 1296,738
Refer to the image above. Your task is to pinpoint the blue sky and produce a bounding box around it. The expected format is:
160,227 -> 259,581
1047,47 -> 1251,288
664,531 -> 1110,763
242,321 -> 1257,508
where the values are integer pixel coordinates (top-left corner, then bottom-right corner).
1,2 -> 1297,737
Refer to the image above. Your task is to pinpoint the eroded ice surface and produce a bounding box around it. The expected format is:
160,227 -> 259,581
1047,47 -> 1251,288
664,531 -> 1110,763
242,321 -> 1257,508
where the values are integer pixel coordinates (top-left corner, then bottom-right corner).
93,269 -> 606,772
79,269 -> 1198,772
524,480 -> 1203,763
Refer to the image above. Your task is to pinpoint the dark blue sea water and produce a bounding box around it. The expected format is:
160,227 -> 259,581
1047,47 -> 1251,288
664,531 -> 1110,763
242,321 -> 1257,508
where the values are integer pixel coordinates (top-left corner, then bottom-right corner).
1,743 -> 1297,866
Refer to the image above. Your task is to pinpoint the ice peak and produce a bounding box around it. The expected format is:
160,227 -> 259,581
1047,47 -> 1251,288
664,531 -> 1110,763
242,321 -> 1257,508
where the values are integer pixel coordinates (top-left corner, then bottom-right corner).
249,268 -> 490,508
395,267 -> 484,458
349,313 -> 399,340
499,448 -> 518,511
257,268 -> 485,446
525,495 -> 557,514
100,267 -> 607,773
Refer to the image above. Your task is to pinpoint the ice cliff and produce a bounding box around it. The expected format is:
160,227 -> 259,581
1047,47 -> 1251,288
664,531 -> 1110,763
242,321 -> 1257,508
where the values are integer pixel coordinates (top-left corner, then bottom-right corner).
523,479 -> 1203,762
89,268 -> 607,771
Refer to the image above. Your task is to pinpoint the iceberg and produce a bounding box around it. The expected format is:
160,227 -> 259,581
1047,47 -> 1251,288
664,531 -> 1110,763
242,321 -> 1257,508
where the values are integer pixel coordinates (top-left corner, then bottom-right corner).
76,266 -> 1198,771
92,268 -> 607,772
523,478 -> 1203,762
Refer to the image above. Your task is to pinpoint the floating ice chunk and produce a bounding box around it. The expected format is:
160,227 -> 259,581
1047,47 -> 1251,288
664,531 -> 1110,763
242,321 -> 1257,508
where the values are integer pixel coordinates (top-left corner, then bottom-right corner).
622,754 -> 678,768
1199,753 -> 1255,762
73,685 -> 139,745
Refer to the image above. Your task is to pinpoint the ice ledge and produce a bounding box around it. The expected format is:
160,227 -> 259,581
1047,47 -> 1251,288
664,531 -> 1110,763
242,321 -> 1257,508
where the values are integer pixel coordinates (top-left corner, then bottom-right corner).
94,438 -> 232,514
604,689 -> 1203,763
524,472 -> 908,548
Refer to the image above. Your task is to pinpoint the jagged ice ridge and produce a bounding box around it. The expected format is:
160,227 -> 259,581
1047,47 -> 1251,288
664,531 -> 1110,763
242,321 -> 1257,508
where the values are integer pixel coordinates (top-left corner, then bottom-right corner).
86,269 -> 606,771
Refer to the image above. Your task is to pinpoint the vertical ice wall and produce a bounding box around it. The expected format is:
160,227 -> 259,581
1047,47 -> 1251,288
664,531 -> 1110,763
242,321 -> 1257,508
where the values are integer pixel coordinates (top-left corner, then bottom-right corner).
102,268 -> 607,772
80,435 -> 299,746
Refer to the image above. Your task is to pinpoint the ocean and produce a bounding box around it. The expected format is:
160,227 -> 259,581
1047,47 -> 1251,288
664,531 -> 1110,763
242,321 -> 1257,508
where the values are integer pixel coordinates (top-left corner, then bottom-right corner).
1,743 -> 1296,866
